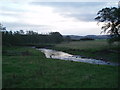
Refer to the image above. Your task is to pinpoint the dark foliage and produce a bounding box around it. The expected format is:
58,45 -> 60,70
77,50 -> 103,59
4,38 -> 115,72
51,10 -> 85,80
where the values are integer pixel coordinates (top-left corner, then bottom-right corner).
95,6 -> 120,43
80,38 -> 94,41
63,36 -> 71,42
1,24 -> 63,46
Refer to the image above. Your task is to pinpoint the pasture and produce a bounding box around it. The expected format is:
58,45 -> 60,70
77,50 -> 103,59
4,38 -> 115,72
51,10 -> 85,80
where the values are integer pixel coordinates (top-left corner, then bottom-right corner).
2,45 -> 119,88
54,40 -> 120,63
56,40 -> 120,50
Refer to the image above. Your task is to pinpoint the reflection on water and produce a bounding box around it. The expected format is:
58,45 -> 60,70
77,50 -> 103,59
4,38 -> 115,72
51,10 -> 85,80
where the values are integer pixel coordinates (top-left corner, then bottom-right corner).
38,48 -> 119,66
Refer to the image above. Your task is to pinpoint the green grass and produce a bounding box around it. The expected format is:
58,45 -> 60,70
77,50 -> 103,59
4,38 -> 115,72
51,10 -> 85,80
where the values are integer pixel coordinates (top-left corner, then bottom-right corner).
56,40 -> 109,50
2,46 -> 119,88
54,40 -> 120,63
56,39 -> 120,50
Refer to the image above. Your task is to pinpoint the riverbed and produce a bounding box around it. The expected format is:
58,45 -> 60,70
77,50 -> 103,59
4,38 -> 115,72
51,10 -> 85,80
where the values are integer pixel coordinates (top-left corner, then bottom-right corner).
37,48 -> 119,66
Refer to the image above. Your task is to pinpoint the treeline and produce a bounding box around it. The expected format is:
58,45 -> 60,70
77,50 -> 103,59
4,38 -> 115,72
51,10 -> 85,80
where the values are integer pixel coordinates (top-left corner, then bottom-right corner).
2,29 -> 64,46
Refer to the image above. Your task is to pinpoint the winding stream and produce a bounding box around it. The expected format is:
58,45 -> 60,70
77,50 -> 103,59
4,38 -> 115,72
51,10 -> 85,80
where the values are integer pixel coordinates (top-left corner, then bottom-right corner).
38,48 -> 119,66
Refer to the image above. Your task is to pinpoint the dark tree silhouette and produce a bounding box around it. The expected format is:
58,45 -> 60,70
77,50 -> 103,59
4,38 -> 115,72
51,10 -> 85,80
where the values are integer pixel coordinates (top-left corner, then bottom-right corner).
95,7 -> 120,37
0,23 -> 6,32
49,32 -> 63,43
1,23 -> 64,46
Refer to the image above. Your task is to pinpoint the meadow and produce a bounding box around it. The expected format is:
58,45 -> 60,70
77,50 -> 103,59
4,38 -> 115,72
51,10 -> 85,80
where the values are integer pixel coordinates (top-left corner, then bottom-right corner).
54,40 -> 120,63
2,40 -> 119,88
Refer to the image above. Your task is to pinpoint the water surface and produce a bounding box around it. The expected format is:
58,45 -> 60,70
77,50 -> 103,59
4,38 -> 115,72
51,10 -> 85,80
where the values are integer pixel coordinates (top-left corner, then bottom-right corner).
38,48 -> 119,66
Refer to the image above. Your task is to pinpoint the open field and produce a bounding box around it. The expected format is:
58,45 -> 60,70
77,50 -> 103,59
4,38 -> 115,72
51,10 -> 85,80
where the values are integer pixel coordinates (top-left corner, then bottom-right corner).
54,40 -> 120,63
2,46 -> 119,88
56,40 -> 110,50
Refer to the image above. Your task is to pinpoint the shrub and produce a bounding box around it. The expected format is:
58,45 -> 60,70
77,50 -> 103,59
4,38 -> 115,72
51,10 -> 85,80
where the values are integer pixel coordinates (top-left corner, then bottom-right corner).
80,38 -> 95,41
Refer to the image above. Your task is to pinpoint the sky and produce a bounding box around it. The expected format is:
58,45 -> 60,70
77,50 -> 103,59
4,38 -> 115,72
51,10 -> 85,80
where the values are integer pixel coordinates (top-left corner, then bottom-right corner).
0,0 -> 119,36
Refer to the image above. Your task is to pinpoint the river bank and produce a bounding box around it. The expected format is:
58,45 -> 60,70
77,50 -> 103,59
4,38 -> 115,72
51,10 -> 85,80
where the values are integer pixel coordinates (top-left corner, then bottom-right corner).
52,40 -> 120,63
2,46 -> 119,88
38,48 -> 119,66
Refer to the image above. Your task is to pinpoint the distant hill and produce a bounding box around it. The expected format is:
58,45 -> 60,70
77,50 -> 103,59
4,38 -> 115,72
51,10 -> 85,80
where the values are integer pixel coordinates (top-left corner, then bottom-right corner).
63,35 -> 111,40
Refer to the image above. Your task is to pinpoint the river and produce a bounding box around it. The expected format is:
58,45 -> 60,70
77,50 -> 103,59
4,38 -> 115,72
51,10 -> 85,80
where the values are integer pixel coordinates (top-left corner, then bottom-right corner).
37,48 -> 119,66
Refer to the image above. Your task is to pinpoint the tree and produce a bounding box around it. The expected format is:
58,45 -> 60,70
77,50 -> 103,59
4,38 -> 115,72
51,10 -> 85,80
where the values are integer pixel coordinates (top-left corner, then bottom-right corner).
1,23 -> 64,45
95,7 -> 120,41
19,30 -> 24,35
49,32 -> 63,43
26,31 -> 38,35
0,23 -> 6,32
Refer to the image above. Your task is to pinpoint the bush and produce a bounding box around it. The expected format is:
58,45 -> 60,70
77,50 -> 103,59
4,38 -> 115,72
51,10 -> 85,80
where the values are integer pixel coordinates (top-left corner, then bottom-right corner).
35,44 -> 55,48
108,36 -> 120,44
80,38 -> 95,41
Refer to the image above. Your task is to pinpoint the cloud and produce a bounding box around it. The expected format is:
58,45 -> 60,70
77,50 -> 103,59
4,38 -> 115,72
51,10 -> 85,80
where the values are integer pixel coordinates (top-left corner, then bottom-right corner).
31,2 -> 105,7
0,1 -> 118,35
1,1 -> 118,23
0,1 -> 27,12
30,2 -> 105,21
31,2 -> 118,22
3,22 -> 54,33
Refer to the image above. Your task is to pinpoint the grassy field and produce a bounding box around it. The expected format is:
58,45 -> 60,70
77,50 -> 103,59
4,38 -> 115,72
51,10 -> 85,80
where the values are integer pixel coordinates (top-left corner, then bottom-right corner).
2,46 -> 119,88
56,40 -> 110,50
54,40 -> 120,63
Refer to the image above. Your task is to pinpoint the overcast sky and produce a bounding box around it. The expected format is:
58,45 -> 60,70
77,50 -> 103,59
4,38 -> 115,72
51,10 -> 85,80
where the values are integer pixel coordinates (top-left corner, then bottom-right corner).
0,0 -> 119,35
